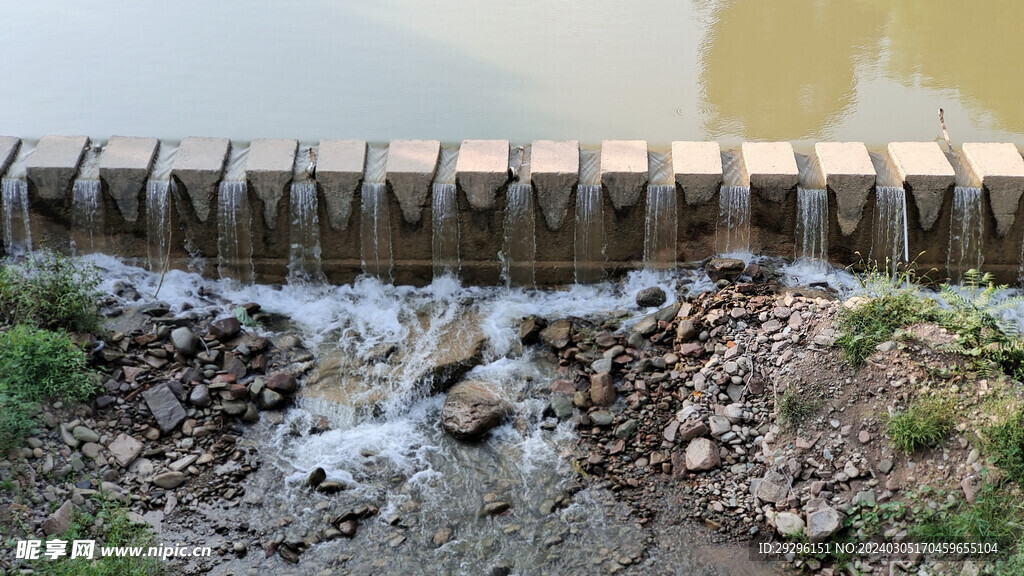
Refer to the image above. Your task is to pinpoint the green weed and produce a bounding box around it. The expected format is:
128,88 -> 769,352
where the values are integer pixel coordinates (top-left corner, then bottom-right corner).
0,250 -> 101,333
886,396 -> 955,453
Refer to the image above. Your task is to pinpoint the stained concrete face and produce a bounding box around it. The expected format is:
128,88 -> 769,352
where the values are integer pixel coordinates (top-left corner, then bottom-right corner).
531,140 -> 579,231
672,141 -> 722,205
245,138 -> 298,229
316,139 -> 366,231
98,136 -> 159,222
740,142 -> 798,202
601,140 -> 648,210
386,140 -> 440,224
0,137 -> 21,176
887,142 -> 955,231
815,142 -> 876,236
456,140 -> 509,210
171,137 -> 230,223
25,135 -> 89,201
962,142 -> 1024,237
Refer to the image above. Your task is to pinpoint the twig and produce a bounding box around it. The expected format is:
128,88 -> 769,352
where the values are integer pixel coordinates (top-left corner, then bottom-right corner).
938,108 -> 954,154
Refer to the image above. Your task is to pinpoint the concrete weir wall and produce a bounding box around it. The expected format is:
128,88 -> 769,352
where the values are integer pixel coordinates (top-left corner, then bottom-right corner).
4,135 -> 1024,286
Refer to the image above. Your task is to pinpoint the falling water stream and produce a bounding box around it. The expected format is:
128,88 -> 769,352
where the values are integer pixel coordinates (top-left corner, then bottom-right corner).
431,148 -> 460,278
70,146 -> 104,255
574,149 -> 604,283
361,146 -> 393,281
870,186 -> 909,269
715,151 -> 750,255
1,143 -> 34,256
216,145 -> 253,284
502,146 -> 535,288
795,188 -> 828,265
644,151 -> 677,269
145,143 -> 178,271
947,186 -> 984,282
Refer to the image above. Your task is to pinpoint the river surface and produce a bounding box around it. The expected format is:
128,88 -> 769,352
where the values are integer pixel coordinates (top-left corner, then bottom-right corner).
2,1 -> 1023,147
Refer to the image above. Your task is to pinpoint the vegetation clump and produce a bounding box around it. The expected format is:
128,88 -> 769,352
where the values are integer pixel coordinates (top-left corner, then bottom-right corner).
0,250 -> 102,333
886,395 -> 955,453
985,407 -> 1024,485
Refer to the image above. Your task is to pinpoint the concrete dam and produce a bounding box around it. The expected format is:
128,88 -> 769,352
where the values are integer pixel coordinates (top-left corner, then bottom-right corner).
2,135 -> 1024,285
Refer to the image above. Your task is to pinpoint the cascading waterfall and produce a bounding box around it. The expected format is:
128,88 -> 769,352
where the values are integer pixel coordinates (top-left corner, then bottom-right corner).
70,180 -> 103,254
574,149 -> 604,283
360,146 -> 392,281
216,181 -> 254,284
145,181 -> 171,271
644,151 -> 677,269
715,185 -> 751,254
795,187 -> 828,264
502,183 -> 536,287
947,186 -> 984,282
431,147 -> 460,277
1,179 -> 31,256
870,186 -> 909,269
288,181 -> 324,283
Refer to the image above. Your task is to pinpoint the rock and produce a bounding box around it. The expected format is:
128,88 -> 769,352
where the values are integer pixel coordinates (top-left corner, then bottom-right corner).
142,384 -> 187,434
549,396 -> 573,418
483,501 -> 510,516
221,400 -> 248,416
876,340 -> 897,353
170,327 -> 198,356
107,434 -> 143,467
209,317 -> 242,340
708,415 -> 731,436
636,287 -> 667,308
774,512 -> 805,538
540,320 -> 572,349
676,319 -> 696,342
591,357 -> 613,374
654,302 -> 681,322
81,442 -> 102,459
680,342 -> 704,357
153,471 -> 186,489
590,410 -> 613,426
337,520 -> 358,538
590,372 -> 616,406
756,470 -> 790,503
961,475 -> 983,504
684,438 -> 720,471
432,527 -> 453,547
807,507 -> 844,542
72,426 -> 100,444
677,419 -> 709,442
258,389 -> 286,410
705,258 -> 745,282
317,481 -> 346,494
278,545 -> 300,564
266,372 -> 298,395
879,458 -> 894,474
633,316 -> 658,336
614,419 -> 639,439
519,316 -> 545,344
440,380 -> 511,441
853,489 -> 876,508
222,354 -> 247,380
42,500 -> 73,536
189,384 -> 211,408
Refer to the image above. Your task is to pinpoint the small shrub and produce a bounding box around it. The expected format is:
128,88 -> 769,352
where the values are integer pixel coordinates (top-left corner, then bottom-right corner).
0,251 -> 101,333
0,325 -> 95,452
912,482 -> 1024,551
886,396 -> 954,453
985,408 -> 1024,485
34,494 -> 162,576
836,265 -> 937,365
778,388 -> 820,429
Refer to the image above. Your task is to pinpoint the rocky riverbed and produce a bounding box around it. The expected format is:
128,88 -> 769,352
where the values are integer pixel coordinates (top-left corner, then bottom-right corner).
1,255 -> 1020,575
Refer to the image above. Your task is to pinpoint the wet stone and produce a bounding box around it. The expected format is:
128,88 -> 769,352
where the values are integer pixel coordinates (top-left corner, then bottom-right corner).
636,287 -> 667,308
614,419 -> 639,439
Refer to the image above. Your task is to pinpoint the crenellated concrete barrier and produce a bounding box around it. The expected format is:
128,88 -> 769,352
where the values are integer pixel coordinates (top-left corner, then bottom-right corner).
3,135 -> 1024,286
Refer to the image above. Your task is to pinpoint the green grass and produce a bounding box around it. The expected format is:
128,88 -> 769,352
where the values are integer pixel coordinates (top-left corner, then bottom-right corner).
912,482 -> 1024,551
886,395 -> 955,453
0,250 -> 102,333
985,408 -> 1024,485
777,387 -> 821,429
835,266 -> 937,365
32,494 -> 162,576
0,325 -> 96,453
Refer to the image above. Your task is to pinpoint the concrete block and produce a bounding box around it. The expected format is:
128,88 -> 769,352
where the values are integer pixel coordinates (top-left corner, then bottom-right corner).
601,140 -> 648,210
246,138 -> 298,229
672,141 -> 722,205
98,136 -> 159,222
0,136 -> 21,177
171,137 -> 230,222
815,142 -> 876,235
316,139 -> 366,231
887,142 -> 955,230
962,142 -> 1024,237
456,139 -> 509,210
386,139 -> 440,224
531,140 -> 579,231
740,142 -> 798,202
25,135 -> 89,201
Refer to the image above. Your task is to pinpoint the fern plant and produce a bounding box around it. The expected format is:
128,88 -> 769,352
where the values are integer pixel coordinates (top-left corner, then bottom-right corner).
938,269 -> 1024,380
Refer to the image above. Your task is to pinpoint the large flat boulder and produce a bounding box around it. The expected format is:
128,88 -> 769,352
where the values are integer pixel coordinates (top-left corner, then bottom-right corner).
440,380 -> 511,441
